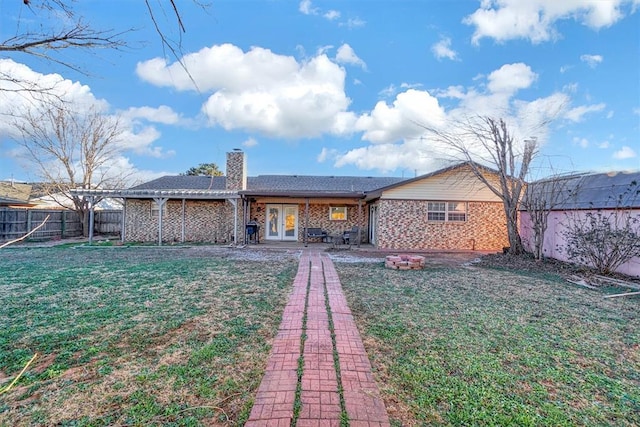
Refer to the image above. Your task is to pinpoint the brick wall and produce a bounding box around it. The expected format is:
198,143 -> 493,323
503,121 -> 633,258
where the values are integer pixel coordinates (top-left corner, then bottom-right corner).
376,199 -> 508,250
125,199 -> 235,243
249,202 -> 368,242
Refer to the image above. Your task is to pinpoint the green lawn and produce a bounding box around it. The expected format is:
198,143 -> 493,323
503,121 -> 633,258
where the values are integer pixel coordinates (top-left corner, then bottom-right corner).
2,246 -> 639,426
337,262 -> 640,426
0,246 -> 296,426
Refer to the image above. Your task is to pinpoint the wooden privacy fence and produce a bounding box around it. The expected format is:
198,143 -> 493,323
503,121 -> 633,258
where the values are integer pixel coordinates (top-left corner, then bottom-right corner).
0,208 -> 122,241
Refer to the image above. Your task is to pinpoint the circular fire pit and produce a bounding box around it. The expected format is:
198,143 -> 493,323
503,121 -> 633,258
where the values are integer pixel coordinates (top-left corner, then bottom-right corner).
385,254 -> 426,270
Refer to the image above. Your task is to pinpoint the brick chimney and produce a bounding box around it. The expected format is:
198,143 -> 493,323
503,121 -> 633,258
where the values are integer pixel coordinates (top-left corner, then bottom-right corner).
226,149 -> 246,191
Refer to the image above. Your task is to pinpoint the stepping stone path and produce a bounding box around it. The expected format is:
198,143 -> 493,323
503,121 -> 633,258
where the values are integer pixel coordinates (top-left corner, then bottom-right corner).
246,251 -> 390,427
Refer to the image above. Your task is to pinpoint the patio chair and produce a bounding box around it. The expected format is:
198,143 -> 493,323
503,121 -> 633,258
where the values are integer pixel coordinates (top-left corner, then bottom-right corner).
342,226 -> 359,248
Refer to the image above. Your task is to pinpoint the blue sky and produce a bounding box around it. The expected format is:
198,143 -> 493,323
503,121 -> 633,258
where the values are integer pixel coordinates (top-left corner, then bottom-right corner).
1,0 -> 639,184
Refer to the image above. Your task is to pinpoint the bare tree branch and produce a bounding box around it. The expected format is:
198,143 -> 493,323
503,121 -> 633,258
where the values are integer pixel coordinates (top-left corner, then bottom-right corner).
2,1 -> 211,96
0,215 -> 50,248
521,172 -> 583,260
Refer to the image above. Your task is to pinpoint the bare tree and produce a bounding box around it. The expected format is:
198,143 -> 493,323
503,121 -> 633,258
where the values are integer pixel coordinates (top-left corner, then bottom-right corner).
1,1 -> 207,93
520,173 -> 582,260
10,100 -> 130,236
419,116 -> 537,255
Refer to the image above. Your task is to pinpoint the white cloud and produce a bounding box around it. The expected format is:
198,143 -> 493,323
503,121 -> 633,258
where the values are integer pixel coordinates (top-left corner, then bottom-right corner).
299,0 -> 318,15
138,44 -> 354,139
633,107 -> 640,116
335,44 -> 367,69
606,110 -> 614,119
436,85 -> 467,99
334,61 -> 573,173
598,140 -> 611,148
324,10 -> 340,20
137,44 -> 301,92
342,17 -> 366,29
580,54 -> 603,68
559,65 -> 572,73
573,137 -> 589,148
613,145 -> 637,159
378,84 -> 398,98
431,37 -> 459,61
487,63 -> 537,94
138,44 -> 357,138
334,138 -> 443,174
300,1 -> 343,22
317,147 -> 338,163
122,105 -> 181,125
563,82 -> 579,93
400,82 -> 423,90
464,0 -> 635,44
242,137 -> 258,148
355,89 -> 447,144
565,103 -> 606,122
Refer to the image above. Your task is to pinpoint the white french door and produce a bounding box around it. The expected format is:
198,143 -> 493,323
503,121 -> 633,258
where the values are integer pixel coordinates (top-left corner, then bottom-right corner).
369,204 -> 378,245
265,204 -> 298,241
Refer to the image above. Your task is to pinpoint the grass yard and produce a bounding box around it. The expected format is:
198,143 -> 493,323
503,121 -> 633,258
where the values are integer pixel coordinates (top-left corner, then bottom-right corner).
0,245 -> 297,426
337,262 -> 640,426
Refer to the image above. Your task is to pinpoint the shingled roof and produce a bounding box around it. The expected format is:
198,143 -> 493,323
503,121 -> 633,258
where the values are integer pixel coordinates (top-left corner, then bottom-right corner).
131,176 -> 227,191
525,170 -> 640,210
130,174 -> 405,195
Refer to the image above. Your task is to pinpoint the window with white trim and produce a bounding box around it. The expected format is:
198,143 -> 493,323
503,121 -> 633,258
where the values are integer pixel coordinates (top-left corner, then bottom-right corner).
150,200 -> 167,218
427,201 -> 467,222
329,206 -> 347,221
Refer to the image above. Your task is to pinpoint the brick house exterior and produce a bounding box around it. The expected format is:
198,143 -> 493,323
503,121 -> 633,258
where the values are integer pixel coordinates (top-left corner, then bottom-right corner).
374,200 -> 506,250
75,150 -> 509,251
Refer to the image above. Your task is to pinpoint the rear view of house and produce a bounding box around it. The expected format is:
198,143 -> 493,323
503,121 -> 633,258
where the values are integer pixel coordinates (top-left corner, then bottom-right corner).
74,150 -> 510,252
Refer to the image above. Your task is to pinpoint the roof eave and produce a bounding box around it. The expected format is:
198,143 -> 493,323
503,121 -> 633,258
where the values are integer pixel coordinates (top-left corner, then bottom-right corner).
240,190 -> 366,199
70,189 -> 240,200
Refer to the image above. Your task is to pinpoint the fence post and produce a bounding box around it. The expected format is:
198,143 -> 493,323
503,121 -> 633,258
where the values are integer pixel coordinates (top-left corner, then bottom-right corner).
27,209 -> 32,235
61,210 -> 66,238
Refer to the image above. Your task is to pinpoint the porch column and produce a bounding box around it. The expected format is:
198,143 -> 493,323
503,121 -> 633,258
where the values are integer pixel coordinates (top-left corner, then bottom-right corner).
244,198 -> 250,244
121,198 -> 126,243
181,199 -> 186,243
357,199 -> 362,247
153,197 -> 168,246
304,198 -> 310,247
229,198 -> 238,245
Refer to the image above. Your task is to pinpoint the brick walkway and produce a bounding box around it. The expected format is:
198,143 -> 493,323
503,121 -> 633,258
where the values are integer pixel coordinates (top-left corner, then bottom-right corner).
246,251 -> 390,427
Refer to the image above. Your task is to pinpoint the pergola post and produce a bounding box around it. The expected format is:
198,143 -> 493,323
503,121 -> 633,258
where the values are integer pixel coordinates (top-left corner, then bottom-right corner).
153,197 -> 168,246
121,199 -> 126,243
229,198 -> 238,245
181,198 -> 186,243
304,198 -> 310,247
357,199 -> 362,247
88,196 -> 95,244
